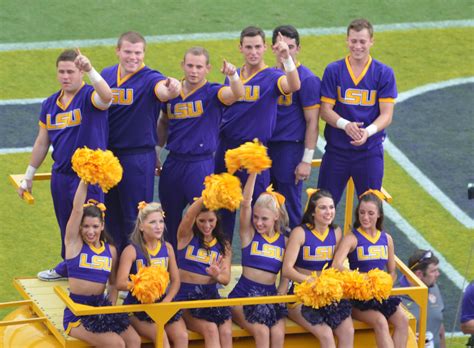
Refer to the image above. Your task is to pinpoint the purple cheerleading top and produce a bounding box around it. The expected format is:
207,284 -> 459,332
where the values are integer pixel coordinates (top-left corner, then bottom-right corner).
101,64 -> 166,152
348,227 -> 389,273
321,55 -> 397,151
162,80 -> 226,155
39,83 -> 108,174
129,241 -> 169,275
241,231 -> 285,274
271,63 -> 321,142
178,235 -> 223,276
220,66 -> 286,143
66,241 -> 113,284
294,225 -> 336,271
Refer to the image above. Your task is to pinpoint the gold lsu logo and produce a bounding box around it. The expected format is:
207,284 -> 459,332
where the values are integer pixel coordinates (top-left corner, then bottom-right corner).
239,85 -> 260,102
46,109 -> 81,129
302,245 -> 334,261
185,246 -> 219,265
135,257 -> 169,270
356,245 -> 388,261
250,242 -> 284,261
79,253 -> 112,271
337,87 -> 377,106
167,100 -> 203,119
111,88 -> 133,105
277,94 -> 292,106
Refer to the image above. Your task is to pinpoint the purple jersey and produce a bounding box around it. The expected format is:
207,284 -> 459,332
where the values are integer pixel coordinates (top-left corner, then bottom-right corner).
461,281 -> 474,324
321,56 -> 397,150
101,64 -> 166,152
242,232 -> 285,274
348,227 -> 389,272
129,242 -> 169,275
271,63 -> 321,142
39,83 -> 108,174
163,81 -> 226,155
66,241 -> 112,284
177,236 -> 223,276
295,225 -> 336,271
220,66 -> 286,143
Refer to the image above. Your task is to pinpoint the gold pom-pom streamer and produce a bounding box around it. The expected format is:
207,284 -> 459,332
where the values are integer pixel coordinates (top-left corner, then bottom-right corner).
367,269 -> 393,302
71,147 -> 123,193
224,139 -> 272,174
128,266 -> 170,304
202,173 -> 243,212
294,266 -> 344,309
340,269 -> 373,301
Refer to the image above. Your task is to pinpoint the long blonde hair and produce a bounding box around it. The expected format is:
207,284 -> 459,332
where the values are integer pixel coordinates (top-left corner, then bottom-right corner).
254,193 -> 290,235
130,202 -> 165,266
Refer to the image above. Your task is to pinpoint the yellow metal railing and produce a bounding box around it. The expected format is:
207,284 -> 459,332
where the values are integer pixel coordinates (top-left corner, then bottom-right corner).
10,165 -> 427,348
0,300 -> 48,327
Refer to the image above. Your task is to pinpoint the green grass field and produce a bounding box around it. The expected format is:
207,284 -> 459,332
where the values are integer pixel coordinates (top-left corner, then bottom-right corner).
1,1 -> 473,345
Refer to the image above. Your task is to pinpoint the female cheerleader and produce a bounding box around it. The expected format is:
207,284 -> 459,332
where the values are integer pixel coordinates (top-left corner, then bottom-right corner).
332,191 -> 408,348
282,189 -> 353,347
63,180 -> 140,347
228,172 -> 289,348
116,202 -> 188,347
175,197 -> 233,348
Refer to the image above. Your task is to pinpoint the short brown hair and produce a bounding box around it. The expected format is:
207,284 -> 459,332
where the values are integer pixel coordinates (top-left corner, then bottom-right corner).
347,18 -> 374,38
117,31 -> 146,49
184,46 -> 210,65
240,26 -> 265,45
56,49 -> 78,67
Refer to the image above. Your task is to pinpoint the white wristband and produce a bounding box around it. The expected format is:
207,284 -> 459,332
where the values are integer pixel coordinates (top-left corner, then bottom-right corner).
24,165 -> 37,181
155,145 -> 163,154
336,118 -> 350,130
366,124 -> 378,137
283,57 -> 296,72
87,67 -> 103,85
229,72 -> 239,82
302,148 -> 314,164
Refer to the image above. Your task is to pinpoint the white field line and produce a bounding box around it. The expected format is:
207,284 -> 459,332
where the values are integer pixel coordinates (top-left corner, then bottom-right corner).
0,19 -> 473,51
386,77 -> 474,229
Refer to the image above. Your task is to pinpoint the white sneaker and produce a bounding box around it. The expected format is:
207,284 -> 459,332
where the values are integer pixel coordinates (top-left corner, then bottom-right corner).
119,291 -> 129,300
37,269 -> 67,281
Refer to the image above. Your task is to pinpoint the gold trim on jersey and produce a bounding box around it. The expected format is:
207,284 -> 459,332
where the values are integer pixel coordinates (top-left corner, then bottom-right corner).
356,227 -> 381,244
180,79 -> 208,101
309,225 -> 330,242
204,238 -> 217,248
320,96 -> 336,105
88,241 -> 106,254
303,103 -> 320,110
56,82 -> 85,111
117,63 -> 145,87
240,65 -> 269,83
345,55 -> 373,86
261,232 -> 281,244
147,241 -> 162,257
379,97 -> 396,103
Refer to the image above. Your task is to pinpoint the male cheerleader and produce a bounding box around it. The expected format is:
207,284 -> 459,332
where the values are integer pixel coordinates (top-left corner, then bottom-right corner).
101,31 -> 181,252
157,46 -> 244,248
268,25 -> 320,229
318,18 -> 397,205
18,49 -> 112,280
214,26 -> 301,240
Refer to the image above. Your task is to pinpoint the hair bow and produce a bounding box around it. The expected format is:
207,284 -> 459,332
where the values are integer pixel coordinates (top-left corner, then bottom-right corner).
304,188 -> 320,212
359,189 -> 387,202
264,184 -> 286,207
83,199 -> 106,218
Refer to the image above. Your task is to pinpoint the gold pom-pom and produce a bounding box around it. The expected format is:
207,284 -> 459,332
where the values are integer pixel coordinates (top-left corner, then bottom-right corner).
340,269 -> 372,301
367,269 -> 393,302
294,267 -> 344,309
71,147 -> 123,193
128,266 -> 170,304
202,173 -> 243,211
224,139 -> 272,174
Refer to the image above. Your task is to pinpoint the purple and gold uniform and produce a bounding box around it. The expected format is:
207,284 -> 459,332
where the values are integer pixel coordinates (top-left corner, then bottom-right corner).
101,64 -> 167,251
159,81 -> 228,248
175,236 -> 231,325
215,66 -> 287,239
461,282 -> 474,325
348,227 -> 400,318
63,241 -> 129,334
40,82 -> 108,275
229,232 -> 287,328
295,225 -> 335,271
269,63 -> 321,228
318,56 -> 397,205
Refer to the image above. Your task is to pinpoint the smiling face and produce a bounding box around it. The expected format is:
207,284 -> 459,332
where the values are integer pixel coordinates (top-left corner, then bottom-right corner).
116,40 -> 145,76
347,28 -> 373,63
57,61 -> 83,94
195,210 -> 217,239
139,211 -> 165,242
312,196 -> 335,227
358,200 -> 380,231
252,205 -> 278,235
80,216 -> 104,245
240,35 -> 266,67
